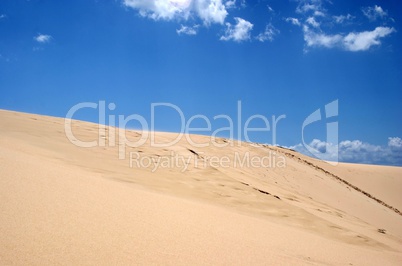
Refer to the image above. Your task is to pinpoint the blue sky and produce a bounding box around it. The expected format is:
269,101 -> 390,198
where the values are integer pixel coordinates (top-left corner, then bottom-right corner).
1,0 -> 401,165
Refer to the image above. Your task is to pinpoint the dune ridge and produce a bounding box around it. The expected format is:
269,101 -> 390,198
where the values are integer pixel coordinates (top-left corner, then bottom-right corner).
269,146 -> 402,216
1,109 -> 402,265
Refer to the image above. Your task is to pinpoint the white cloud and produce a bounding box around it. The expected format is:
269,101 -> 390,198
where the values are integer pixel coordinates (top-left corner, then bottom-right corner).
303,25 -> 342,48
289,137 -> 402,166
333,14 -> 354,24
220,17 -> 253,42
388,137 -> 402,150
303,26 -> 395,51
196,0 -> 228,25
34,34 -> 52,43
123,0 -> 228,25
296,3 -> 317,14
176,24 -> 199,35
225,0 -> 236,9
223,0 -> 246,9
0,14 -> 6,19
313,10 -> 325,17
362,5 -> 387,21
290,1 -> 396,52
343,27 -> 395,51
286,1 -> 397,53
296,0 -> 322,14
286,17 -> 301,26
306,16 -> 319,28
256,24 -> 279,42
123,0 -> 191,20
267,5 -> 274,13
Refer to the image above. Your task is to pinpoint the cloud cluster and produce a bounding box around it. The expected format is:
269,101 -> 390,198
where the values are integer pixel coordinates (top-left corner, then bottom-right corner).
123,0 -> 278,42
303,26 -> 395,51
176,24 -> 199,35
122,0 -> 396,47
287,0 -> 395,52
256,24 -> 279,42
220,17 -> 253,42
362,5 -> 387,21
286,17 -> 301,26
343,27 -> 395,51
333,14 -> 354,24
123,0 -> 227,25
389,137 -> 402,150
224,0 -> 245,9
289,137 -> 402,166
296,0 -> 323,15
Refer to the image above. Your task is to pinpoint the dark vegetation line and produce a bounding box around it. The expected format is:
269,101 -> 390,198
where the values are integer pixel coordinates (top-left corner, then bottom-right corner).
240,181 -> 281,200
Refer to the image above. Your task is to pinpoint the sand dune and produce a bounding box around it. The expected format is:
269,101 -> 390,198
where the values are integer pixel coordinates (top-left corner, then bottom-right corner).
1,109 -> 401,265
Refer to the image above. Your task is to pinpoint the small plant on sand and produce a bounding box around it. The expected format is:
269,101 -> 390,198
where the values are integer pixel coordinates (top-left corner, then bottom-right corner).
377,228 -> 386,234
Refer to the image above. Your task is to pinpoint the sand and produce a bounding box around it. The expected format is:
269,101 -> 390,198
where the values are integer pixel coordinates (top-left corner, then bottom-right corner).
0,109 -> 401,265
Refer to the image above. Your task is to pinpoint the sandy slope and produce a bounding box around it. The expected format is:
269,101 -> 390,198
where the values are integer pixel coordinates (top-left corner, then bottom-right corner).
0,109 -> 401,265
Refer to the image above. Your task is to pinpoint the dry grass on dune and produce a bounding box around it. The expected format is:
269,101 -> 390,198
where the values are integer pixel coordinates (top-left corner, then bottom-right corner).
1,109 -> 402,265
